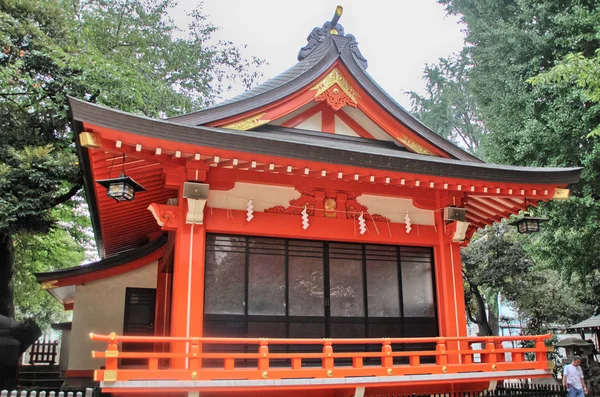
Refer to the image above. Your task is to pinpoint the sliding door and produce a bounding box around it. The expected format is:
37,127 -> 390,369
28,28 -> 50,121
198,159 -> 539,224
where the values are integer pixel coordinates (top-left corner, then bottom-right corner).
203,235 -> 437,341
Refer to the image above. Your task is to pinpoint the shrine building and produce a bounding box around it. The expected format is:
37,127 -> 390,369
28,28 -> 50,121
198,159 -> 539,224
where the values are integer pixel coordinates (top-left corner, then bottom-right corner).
36,7 -> 579,397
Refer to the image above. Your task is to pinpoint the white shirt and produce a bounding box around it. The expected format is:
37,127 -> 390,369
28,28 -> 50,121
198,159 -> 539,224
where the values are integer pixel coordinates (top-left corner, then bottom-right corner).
564,363 -> 584,389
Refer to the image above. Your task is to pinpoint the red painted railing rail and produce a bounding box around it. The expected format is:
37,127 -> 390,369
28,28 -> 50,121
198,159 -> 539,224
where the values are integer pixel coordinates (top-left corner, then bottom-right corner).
90,332 -> 553,383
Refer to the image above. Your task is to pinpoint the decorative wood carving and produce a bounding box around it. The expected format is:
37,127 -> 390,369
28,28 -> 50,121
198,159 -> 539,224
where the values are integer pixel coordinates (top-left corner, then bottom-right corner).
315,85 -> 358,110
264,188 -> 389,221
148,203 -> 178,231
311,68 -> 359,110
222,113 -> 270,131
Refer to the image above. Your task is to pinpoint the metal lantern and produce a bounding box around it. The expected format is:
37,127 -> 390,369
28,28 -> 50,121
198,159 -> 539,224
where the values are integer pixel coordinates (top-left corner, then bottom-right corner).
509,214 -> 548,234
96,174 -> 146,202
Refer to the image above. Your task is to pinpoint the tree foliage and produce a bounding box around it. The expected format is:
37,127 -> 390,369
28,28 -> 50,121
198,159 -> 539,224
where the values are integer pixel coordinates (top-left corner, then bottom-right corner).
429,0 -> 600,332
462,223 -> 591,336
0,0 -> 264,321
409,50 -> 486,155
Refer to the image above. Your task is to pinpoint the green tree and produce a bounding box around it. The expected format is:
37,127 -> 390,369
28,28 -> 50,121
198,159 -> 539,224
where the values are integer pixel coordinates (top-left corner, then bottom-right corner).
438,0 -> 600,310
529,50 -> 600,138
409,50 -> 486,155
462,223 -> 591,336
0,0 -> 264,319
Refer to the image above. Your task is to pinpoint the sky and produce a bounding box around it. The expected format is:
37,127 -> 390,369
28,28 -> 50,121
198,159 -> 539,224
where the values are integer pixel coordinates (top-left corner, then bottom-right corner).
170,0 -> 466,109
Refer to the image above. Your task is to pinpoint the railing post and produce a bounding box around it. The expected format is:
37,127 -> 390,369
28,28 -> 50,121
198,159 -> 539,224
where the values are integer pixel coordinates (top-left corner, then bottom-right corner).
189,341 -> 201,370
436,339 -> 448,367
535,338 -> 547,367
463,341 -> 473,364
495,341 -> 505,363
258,338 -> 269,371
105,332 -> 119,371
322,340 -> 333,370
482,339 -> 496,365
381,338 -> 393,368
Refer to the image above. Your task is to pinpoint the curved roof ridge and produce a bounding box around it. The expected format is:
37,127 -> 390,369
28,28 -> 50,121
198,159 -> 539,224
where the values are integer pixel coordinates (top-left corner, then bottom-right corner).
336,47 -> 483,163
169,35 -> 339,125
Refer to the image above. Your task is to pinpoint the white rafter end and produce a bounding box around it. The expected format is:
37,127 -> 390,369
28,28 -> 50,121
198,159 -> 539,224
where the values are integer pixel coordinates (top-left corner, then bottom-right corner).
116,140 -> 122,148
135,144 -> 142,152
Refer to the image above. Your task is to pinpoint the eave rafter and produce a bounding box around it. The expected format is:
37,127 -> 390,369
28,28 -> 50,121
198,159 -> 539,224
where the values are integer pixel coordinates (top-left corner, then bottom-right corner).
81,124 -> 569,243
82,127 -> 563,202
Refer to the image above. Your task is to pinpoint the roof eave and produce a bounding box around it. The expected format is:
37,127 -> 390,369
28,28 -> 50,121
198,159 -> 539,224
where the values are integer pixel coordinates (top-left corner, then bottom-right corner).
35,235 -> 167,284
68,97 -> 582,186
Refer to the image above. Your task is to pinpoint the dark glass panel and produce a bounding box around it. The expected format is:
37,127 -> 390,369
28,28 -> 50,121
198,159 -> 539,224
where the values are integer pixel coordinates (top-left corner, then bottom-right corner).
248,253 -> 286,315
289,255 -> 324,316
366,245 -> 400,317
400,247 -> 435,317
204,235 -> 246,315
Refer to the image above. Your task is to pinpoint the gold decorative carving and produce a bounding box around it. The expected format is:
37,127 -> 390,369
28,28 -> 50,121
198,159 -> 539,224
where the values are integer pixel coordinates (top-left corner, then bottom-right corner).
552,188 -> 570,200
40,280 -> 58,290
79,132 -> 102,148
104,350 -> 119,358
311,68 -> 359,104
324,197 -> 337,218
397,133 -> 434,156
222,113 -> 270,131
103,370 -> 118,382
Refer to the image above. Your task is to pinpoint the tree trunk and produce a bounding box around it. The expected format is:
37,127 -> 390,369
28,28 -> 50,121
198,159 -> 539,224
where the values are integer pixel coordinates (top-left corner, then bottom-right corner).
471,283 -> 494,336
0,232 -> 15,318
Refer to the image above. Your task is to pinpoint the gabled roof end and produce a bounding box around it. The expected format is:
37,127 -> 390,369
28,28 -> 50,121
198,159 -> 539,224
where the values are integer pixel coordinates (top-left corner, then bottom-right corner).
298,5 -> 368,69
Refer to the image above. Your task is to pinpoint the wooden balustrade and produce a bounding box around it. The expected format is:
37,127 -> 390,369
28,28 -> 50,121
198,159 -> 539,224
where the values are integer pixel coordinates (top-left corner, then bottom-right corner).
90,332 -> 553,383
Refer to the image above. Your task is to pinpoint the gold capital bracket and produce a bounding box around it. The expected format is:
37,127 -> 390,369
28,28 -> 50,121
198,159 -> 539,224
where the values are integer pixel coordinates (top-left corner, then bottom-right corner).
79,132 -> 102,148
552,188 -> 570,200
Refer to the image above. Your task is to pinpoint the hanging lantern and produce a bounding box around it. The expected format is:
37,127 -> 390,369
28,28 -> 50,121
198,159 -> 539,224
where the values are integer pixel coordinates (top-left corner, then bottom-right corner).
96,174 -> 146,202
508,214 -> 548,234
96,154 -> 146,202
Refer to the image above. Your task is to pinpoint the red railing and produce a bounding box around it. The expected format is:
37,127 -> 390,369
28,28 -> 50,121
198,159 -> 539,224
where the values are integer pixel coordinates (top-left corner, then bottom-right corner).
90,333 -> 553,383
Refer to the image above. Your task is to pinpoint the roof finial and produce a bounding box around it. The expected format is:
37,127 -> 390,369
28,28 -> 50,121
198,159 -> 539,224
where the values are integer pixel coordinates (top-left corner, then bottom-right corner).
329,6 -> 344,35
298,5 -> 368,69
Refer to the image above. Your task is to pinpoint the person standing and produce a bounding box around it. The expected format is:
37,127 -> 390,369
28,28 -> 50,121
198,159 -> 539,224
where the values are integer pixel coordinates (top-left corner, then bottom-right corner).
563,355 -> 588,397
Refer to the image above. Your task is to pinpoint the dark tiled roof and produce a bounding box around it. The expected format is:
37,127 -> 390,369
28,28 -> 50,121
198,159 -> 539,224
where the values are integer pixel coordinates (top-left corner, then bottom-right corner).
169,32 -> 481,163
69,97 -> 581,185
569,315 -> 600,330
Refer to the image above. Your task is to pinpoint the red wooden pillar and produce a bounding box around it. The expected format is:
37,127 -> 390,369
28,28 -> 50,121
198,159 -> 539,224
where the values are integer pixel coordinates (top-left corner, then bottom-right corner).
434,193 -> 466,364
170,183 -> 207,368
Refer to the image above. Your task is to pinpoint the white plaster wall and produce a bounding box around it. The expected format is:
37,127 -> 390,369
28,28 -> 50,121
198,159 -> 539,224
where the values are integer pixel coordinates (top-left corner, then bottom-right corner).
208,182 -> 301,212
357,195 -> 434,225
296,112 -> 322,131
68,261 -> 157,370
334,115 -> 360,137
343,106 -> 395,141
